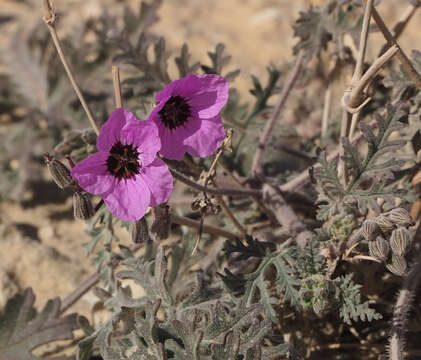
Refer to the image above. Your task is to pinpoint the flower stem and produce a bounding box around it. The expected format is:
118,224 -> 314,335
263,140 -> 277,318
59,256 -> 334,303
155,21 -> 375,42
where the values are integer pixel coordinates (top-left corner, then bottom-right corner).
171,213 -> 238,240
42,0 -> 100,135
389,245 -> 421,360
112,65 -> 123,108
170,167 -> 261,197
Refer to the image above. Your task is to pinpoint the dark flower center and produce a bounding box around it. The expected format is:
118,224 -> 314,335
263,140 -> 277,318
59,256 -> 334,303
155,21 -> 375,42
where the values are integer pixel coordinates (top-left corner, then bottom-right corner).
159,96 -> 191,130
106,142 -> 141,180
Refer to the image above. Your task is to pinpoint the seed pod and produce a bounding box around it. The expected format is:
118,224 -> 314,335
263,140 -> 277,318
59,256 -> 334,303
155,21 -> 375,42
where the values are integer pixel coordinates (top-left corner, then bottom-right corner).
361,219 -> 379,241
389,227 -> 412,257
387,208 -> 415,227
73,192 -> 94,220
375,214 -> 394,233
151,205 -> 171,240
45,154 -> 75,189
386,255 -> 407,276
130,217 -> 149,243
369,236 -> 390,262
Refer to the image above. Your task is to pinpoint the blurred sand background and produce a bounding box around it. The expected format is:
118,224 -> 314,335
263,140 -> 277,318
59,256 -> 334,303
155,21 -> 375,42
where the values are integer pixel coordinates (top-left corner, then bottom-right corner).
0,0 -> 420,325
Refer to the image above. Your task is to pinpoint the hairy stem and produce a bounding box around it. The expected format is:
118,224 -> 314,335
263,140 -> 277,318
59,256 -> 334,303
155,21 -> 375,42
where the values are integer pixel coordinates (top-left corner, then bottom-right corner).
171,213 -> 239,240
389,253 -> 421,360
42,0 -> 100,135
251,51 -> 305,176
170,167 -> 262,197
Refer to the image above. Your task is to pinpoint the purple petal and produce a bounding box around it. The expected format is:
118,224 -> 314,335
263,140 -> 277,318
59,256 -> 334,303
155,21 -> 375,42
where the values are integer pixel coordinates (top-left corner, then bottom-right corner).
71,152 -> 115,194
155,74 -> 201,102
140,158 -> 173,206
103,176 -> 151,221
157,123 -> 188,160
182,115 -> 226,158
188,74 -> 228,119
97,109 -> 139,151
121,120 -> 161,166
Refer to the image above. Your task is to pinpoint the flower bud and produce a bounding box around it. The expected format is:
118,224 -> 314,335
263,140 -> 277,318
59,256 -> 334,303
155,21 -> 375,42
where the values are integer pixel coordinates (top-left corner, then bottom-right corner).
44,154 -> 75,189
151,205 -> 171,240
130,217 -> 149,243
386,255 -> 407,276
361,219 -> 379,241
387,208 -> 415,227
389,227 -> 412,257
73,192 -> 94,220
375,214 -> 394,233
369,236 -> 390,262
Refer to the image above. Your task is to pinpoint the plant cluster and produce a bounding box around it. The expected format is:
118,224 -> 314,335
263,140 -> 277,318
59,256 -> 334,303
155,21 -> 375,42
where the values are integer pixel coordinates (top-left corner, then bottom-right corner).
1,0 -> 421,359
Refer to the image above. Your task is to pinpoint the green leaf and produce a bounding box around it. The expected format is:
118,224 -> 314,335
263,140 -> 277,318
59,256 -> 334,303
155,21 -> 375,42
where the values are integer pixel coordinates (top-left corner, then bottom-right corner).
0,288 -> 77,360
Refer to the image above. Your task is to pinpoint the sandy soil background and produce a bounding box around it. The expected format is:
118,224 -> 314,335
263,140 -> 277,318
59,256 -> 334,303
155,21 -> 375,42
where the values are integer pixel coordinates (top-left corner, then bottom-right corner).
0,0 -> 420,328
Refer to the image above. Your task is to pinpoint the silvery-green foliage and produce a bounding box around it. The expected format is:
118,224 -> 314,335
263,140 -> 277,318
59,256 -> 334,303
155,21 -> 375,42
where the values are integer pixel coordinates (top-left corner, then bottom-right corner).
293,0 -> 367,59
334,274 -> 382,325
84,203 -> 118,290
77,245 -> 277,359
0,288 -> 77,360
315,103 -> 409,220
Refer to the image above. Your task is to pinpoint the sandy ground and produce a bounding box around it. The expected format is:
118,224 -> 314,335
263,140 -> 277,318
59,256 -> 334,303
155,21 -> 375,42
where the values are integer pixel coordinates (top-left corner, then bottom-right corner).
0,0 -> 420,324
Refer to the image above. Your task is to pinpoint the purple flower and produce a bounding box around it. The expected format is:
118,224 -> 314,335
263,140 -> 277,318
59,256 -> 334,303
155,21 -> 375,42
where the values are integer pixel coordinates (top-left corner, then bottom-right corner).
71,108 -> 173,221
147,74 -> 228,160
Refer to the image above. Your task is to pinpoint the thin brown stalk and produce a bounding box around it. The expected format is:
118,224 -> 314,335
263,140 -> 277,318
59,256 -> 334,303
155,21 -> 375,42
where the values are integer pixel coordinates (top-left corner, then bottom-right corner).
351,0 -> 373,87
339,0 -> 373,184
251,51 -> 305,176
263,183 -> 312,248
217,195 -> 247,235
171,213 -> 238,240
364,0 -> 421,92
321,87 -> 331,137
218,159 -> 279,224
338,109 -> 351,185
60,272 -> 100,314
347,0 -> 373,141
348,45 -> 398,138
42,0 -> 100,135
389,3 -> 419,43
170,167 -> 262,198
59,241 -> 145,314
347,45 -> 399,112
112,65 -> 123,108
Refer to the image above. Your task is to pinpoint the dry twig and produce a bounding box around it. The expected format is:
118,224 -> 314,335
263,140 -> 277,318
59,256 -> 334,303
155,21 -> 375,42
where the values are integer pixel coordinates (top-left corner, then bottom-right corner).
365,0 -> 421,91
251,51 -> 305,176
170,167 -> 261,198
42,0 -> 100,135
112,65 -> 123,108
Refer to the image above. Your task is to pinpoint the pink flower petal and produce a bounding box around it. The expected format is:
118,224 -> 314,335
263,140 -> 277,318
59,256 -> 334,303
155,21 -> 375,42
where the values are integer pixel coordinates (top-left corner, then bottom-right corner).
97,109 -> 126,151
71,152 -> 115,195
182,115 -> 226,158
157,124 -> 188,160
103,176 -> 151,221
121,120 -> 161,166
156,74 -> 202,102
97,109 -> 141,151
188,74 -> 228,119
140,158 -> 173,206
